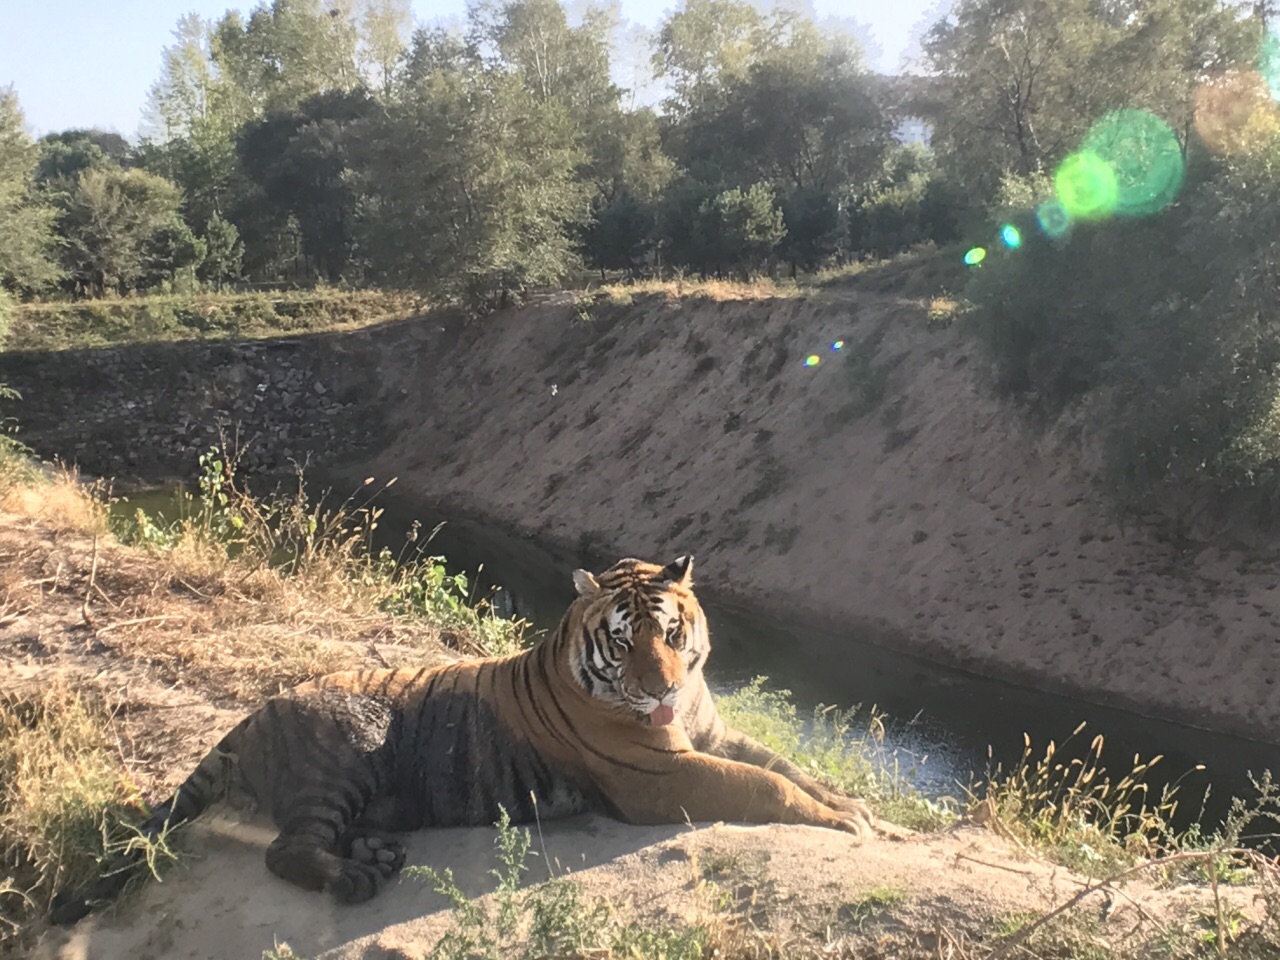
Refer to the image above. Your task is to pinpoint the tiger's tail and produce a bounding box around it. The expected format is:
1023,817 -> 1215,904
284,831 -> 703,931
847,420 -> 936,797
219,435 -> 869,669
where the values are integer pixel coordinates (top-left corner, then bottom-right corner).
49,713 -> 252,926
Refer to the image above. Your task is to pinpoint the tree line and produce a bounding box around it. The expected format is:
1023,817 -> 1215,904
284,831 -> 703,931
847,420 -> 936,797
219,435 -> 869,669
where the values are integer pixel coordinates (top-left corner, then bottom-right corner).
3,0 -> 1280,519
5,0 -> 954,306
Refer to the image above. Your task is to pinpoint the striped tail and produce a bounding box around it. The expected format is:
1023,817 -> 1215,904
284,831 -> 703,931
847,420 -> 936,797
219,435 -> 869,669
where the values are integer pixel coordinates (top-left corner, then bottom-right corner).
49,714 -> 251,926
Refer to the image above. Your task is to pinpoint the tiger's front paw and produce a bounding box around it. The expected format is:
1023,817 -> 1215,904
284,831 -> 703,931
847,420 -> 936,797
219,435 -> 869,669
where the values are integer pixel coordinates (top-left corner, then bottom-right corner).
823,794 -> 874,839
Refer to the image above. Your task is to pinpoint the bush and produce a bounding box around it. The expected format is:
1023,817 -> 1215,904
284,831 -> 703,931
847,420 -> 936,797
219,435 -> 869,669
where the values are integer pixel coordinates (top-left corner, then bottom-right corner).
965,133 -> 1280,525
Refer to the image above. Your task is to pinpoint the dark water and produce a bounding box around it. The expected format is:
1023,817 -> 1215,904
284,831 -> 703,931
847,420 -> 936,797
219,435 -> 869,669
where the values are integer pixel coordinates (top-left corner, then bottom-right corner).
112,481 -> 1280,833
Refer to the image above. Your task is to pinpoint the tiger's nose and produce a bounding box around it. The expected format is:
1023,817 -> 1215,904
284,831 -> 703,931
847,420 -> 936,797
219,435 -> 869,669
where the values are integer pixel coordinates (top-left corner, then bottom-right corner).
641,681 -> 677,700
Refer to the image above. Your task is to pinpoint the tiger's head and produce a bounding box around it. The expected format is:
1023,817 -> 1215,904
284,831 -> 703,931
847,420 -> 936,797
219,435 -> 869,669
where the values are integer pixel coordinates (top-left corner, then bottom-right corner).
567,555 -> 710,727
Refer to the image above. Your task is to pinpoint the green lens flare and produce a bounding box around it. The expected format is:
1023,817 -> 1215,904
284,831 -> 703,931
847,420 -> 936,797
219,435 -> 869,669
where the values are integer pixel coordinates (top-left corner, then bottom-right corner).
804,354 -> 821,368
1036,200 -> 1070,238
1080,109 -> 1184,217
963,247 -> 987,266
1055,152 -> 1118,221
1000,224 -> 1022,249
1262,28 -> 1280,102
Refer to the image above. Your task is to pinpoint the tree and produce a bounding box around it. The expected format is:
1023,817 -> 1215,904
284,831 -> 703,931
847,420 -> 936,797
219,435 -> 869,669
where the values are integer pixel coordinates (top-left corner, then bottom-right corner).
211,0 -> 361,116
57,167 -> 189,295
702,182 -> 786,279
922,0 -> 1255,203
198,212 -> 244,287
35,129 -> 130,186
653,0 -> 766,118
359,34 -> 589,307
683,28 -> 888,194
238,88 -> 377,282
358,0 -> 411,95
779,186 -> 840,274
0,88 -> 61,292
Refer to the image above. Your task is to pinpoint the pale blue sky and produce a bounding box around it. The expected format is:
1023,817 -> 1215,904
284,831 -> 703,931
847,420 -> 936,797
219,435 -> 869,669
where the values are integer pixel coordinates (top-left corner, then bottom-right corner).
0,0 -> 946,139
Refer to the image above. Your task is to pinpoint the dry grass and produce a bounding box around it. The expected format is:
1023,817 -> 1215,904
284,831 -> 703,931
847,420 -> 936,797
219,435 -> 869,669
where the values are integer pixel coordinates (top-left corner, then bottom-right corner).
0,683 -> 158,953
593,276 -> 804,307
0,447 -> 527,953
967,723 -> 1193,876
7,289 -> 428,352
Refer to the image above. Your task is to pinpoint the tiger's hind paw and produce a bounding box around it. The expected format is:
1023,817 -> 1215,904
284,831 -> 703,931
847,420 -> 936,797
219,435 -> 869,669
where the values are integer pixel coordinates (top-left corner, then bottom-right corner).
331,860 -> 394,904
343,828 -> 406,877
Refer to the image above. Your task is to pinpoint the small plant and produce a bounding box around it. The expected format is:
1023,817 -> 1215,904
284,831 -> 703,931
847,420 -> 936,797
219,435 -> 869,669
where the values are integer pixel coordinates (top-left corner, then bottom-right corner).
407,809 -> 710,960
0,686 -> 169,951
840,885 -> 907,929
967,723 -> 1193,875
109,444 -> 529,659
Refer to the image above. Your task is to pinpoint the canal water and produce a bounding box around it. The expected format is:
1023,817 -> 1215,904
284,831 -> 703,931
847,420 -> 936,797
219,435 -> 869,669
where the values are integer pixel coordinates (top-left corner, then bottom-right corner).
111,479 -> 1280,835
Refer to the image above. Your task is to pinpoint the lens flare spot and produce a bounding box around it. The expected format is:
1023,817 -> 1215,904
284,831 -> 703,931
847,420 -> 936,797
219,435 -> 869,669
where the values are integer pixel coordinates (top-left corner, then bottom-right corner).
1000,224 -> 1022,249
831,340 -> 844,351
1036,200 -> 1070,238
804,354 -> 821,368
963,246 -> 987,266
1194,70 -> 1280,155
1055,152 -> 1118,221
1081,110 -> 1184,217
1261,28 -> 1280,103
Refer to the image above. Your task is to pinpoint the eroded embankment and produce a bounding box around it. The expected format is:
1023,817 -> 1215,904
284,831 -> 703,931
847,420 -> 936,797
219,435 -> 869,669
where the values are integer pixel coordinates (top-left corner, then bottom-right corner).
360,290 -> 1280,744
5,287 -> 1280,742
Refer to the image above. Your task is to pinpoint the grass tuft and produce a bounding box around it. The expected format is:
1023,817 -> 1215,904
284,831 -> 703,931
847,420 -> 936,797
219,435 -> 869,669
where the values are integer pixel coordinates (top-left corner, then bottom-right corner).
968,723 -> 1192,875
0,685 -> 158,950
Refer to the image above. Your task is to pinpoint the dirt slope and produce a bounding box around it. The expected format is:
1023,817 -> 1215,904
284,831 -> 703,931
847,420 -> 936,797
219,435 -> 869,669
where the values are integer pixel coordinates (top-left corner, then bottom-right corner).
365,288 -> 1280,742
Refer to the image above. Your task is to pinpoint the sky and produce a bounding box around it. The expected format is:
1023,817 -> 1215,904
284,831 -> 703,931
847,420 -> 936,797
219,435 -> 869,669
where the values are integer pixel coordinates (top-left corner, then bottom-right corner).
0,0 -> 947,140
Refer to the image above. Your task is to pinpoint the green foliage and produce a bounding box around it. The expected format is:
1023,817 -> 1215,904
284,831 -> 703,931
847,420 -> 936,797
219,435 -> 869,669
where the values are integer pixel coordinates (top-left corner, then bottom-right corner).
238,89 -> 376,283
848,145 -> 965,259
197,213 -> 244,287
0,89 -> 61,293
55,165 -> 191,296
407,809 -> 707,960
966,129 -> 1280,523
359,42 -> 589,309
923,0 -> 1257,206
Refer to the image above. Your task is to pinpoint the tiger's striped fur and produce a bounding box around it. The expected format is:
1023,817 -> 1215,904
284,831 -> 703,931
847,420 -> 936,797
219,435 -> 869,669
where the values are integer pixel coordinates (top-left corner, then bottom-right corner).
51,555 -> 871,924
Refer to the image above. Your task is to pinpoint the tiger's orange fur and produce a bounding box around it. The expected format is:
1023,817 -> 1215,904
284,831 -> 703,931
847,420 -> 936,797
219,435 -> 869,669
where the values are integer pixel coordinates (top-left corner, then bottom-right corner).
51,555 -> 871,924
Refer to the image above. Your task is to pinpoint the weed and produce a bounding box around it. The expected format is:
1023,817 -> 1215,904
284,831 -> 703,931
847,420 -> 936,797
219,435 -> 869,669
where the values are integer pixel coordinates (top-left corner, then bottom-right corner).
0,685 -> 171,952
839,885 -> 907,928
967,723 -> 1192,875
109,444 -> 528,660
407,809 -> 708,960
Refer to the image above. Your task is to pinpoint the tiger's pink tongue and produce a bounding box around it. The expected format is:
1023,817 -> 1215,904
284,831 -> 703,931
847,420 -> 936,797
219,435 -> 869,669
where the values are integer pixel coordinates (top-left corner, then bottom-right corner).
649,704 -> 676,727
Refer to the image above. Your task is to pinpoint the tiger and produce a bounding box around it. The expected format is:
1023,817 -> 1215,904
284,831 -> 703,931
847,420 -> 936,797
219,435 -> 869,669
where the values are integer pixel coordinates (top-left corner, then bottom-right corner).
51,555 -> 873,925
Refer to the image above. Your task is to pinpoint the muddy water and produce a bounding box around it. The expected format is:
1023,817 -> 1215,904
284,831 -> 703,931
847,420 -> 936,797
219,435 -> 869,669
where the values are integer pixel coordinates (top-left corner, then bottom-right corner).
112,483 -> 1280,834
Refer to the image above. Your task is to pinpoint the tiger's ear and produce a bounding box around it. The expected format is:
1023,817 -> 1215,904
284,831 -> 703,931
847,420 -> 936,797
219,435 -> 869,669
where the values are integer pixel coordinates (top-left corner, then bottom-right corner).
572,569 -> 601,598
662,555 -> 694,588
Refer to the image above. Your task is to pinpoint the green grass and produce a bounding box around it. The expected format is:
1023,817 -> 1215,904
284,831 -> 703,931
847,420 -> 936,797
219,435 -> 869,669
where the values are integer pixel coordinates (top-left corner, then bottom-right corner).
406,809 -> 710,960
6,289 -> 427,351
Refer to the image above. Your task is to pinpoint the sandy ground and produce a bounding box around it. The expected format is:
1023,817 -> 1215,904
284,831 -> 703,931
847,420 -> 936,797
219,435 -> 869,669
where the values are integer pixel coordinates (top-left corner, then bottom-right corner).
36,812 -> 1257,960
363,286 -> 1280,743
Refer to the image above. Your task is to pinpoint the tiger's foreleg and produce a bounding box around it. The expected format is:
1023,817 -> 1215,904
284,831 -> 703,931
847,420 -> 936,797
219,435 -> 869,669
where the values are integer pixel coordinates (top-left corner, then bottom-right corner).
602,752 -> 872,838
713,728 -> 874,825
